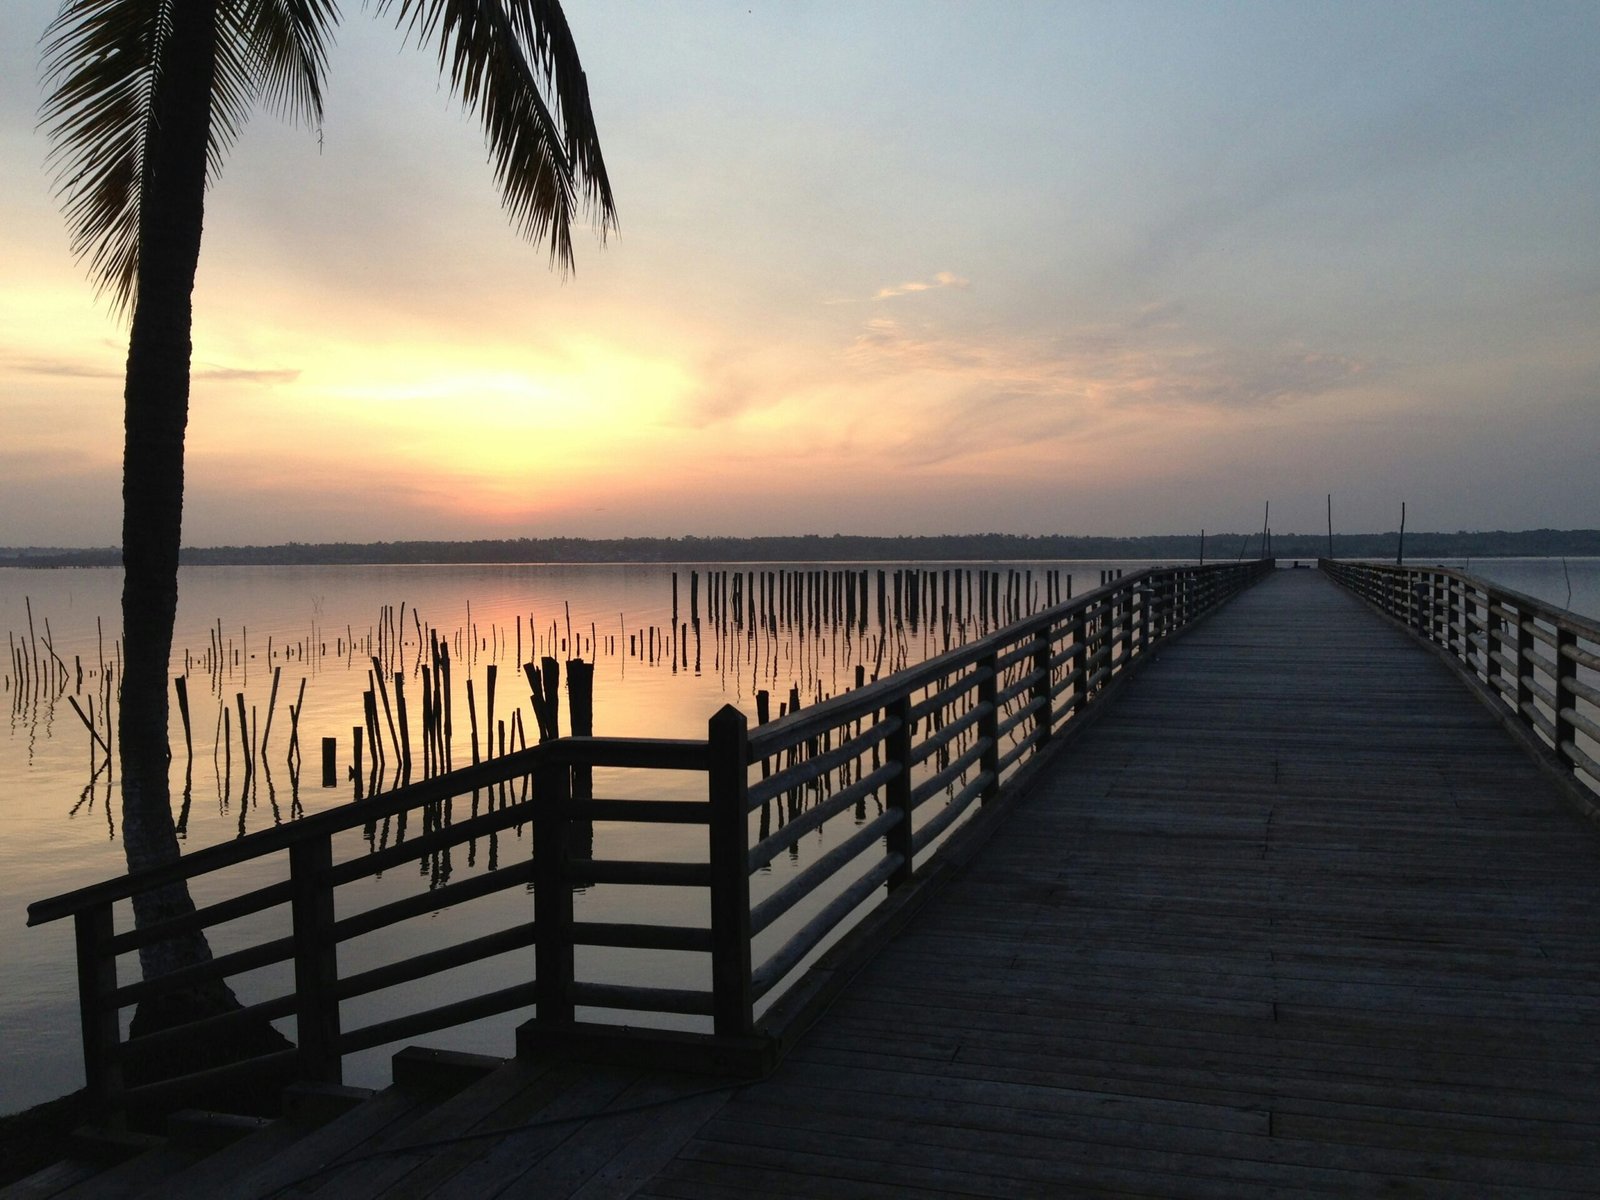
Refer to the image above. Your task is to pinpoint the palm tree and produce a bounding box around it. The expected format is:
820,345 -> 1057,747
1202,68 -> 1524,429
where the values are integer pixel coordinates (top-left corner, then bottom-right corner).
42,0 -> 615,1030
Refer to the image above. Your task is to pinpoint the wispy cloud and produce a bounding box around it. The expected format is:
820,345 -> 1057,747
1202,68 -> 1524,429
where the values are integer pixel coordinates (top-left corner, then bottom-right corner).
848,313 -> 1370,414
1,351 -> 299,387
193,364 -> 301,385
873,271 -> 972,300
2,355 -> 119,380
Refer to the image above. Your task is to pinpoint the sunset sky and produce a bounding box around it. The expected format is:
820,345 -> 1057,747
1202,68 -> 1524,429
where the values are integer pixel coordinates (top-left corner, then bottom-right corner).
1,0 -> 1596,547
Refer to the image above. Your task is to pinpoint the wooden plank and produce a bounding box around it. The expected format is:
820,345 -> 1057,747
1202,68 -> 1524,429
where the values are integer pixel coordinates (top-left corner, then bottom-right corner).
642,570 -> 1600,1198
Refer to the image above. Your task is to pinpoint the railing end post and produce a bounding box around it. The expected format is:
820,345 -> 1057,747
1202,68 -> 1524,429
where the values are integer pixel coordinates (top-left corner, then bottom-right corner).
74,904 -> 123,1126
289,832 -> 342,1084
533,754 -> 576,1026
708,706 -> 754,1037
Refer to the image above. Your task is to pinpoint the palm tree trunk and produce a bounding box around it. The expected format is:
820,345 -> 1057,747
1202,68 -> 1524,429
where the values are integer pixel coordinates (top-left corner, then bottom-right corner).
115,8 -> 296,1090
118,0 -> 228,1010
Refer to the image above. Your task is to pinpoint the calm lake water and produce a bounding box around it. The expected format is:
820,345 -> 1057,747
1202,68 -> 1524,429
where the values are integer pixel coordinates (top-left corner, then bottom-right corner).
2,556 -> 1595,1115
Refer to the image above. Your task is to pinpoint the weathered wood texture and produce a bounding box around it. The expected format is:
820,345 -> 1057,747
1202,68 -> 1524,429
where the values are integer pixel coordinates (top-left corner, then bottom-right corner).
644,568 -> 1600,1198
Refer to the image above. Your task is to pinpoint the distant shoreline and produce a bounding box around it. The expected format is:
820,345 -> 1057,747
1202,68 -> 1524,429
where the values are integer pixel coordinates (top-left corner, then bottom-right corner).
3,530 -> 1597,568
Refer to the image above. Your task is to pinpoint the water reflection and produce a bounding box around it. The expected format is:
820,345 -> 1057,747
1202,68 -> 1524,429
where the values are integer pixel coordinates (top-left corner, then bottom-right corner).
5,562 -> 1100,857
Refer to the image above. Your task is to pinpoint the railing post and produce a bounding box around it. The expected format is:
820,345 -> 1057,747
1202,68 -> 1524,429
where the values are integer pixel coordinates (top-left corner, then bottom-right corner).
1118,584 -> 1135,670
1462,584 -> 1480,679
1068,612 -> 1087,716
1555,628 -> 1577,770
1515,607 -> 1535,731
1136,584 -> 1149,658
707,705 -> 754,1037
1446,574 -> 1456,649
289,832 -> 342,1083
978,652 -> 1000,802
1486,591 -> 1505,694
533,755 -> 575,1025
885,694 -> 914,890
74,905 -> 122,1123
1032,625 -> 1053,745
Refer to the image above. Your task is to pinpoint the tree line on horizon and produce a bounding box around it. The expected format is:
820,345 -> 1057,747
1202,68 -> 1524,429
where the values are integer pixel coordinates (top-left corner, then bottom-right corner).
6,528 -> 1598,568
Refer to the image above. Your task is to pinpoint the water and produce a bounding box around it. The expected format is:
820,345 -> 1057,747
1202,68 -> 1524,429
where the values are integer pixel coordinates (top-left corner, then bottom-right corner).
1,557 -> 1144,1115
1407,557 -> 1600,621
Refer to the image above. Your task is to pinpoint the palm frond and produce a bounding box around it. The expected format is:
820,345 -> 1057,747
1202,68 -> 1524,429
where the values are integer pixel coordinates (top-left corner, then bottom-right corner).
42,0 -> 172,313
42,0 -> 339,316
243,0 -> 340,127
377,0 -> 617,271
209,1 -> 338,182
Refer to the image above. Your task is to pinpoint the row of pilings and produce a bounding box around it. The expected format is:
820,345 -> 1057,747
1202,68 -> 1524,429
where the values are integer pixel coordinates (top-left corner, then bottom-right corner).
674,566 -> 1071,635
7,563 -> 1117,848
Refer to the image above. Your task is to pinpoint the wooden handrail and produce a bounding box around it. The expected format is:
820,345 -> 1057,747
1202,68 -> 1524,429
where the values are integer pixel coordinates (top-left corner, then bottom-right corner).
1322,558 -> 1599,799
28,735 -> 704,927
33,558 -> 1273,1123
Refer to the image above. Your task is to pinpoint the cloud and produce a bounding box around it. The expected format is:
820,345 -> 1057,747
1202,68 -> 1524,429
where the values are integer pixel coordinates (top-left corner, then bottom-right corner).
0,350 -> 298,387
873,271 -> 972,300
2,355 -> 119,380
193,364 -> 302,385
849,313 -> 1370,414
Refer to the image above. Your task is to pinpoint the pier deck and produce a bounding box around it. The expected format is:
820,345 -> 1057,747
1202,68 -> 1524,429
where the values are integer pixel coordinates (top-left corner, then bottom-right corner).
21,568 -> 1600,1198
627,568 -> 1600,1198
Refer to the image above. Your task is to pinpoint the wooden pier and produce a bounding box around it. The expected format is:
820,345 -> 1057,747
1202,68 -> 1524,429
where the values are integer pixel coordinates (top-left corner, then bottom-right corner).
13,566 -> 1600,1198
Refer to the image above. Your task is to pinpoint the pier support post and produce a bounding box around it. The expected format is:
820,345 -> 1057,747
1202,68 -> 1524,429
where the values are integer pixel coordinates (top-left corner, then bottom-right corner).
290,833 -> 342,1083
533,757 -> 575,1024
708,706 -> 754,1037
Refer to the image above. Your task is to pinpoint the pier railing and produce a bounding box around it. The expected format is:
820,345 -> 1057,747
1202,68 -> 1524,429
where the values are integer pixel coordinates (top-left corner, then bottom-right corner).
29,559 -> 1272,1122
1322,559 -> 1600,798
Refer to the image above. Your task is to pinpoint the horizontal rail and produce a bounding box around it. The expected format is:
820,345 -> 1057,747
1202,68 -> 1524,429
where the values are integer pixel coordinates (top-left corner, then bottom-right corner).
571,859 -> 712,888
36,557 -> 1272,1123
748,761 -> 901,872
113,934 -> 295,1009
337,922 -> 540,1003
335,859 -> 537,942
107,880 -> 294,956
747,720 -> 895,808
340,979 -> 542,1055
749,810 -> 903,937
1322,558 -> 1599,799
751,854 -> 904,1000
566,798 -> 713,824
569,982 -> 713,1016
911,770 -> 992,856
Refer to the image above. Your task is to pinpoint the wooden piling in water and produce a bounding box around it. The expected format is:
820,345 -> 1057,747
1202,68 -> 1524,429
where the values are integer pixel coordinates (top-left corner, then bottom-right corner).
235,693 -> 252,779
260,666 -> 281,754
288,677 -> 306,766
393,673 -> 412,772
484,664 -> 497,759
174,676 -> 193,761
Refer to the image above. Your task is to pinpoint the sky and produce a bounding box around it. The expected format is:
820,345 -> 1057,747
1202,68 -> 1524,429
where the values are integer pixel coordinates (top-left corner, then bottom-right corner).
1,0 -> 1596,547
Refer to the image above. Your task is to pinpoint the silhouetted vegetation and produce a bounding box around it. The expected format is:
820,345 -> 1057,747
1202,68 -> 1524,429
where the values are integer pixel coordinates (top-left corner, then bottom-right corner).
3,528 -> 1597,569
